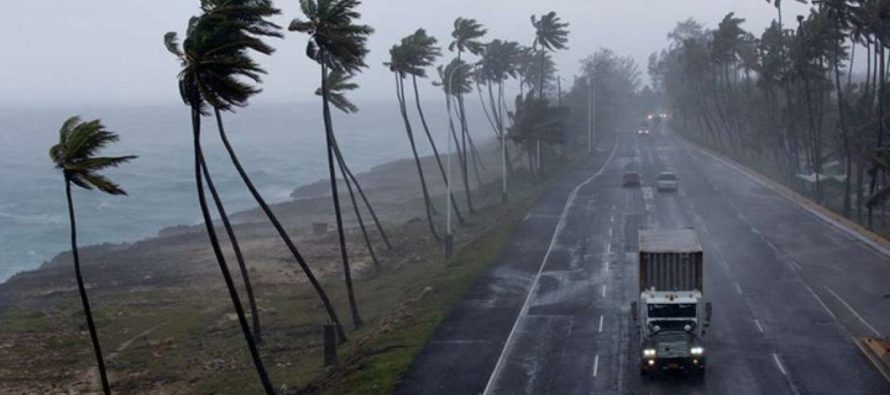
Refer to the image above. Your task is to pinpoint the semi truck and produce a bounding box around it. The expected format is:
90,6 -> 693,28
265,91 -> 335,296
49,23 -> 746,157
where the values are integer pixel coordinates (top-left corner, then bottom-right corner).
631,228 -> 711,376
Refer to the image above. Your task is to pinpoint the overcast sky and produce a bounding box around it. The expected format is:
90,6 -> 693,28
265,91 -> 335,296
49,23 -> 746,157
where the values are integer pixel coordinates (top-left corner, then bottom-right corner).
0,0 -> 812,108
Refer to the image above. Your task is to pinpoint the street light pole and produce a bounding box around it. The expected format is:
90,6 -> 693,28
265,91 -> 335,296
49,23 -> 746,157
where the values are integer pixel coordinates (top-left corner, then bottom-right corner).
444,62 -> 472,257
587,74 -> 595,153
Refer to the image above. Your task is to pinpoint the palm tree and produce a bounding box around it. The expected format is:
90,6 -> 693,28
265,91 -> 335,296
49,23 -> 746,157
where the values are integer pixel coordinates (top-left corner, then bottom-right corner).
479,39 -> 522,190
314,70 -> 384,270
49,117 -> 136,395
386,43 -> 442,241
290,0 -> 374,331
401,29 -> 466,224
449,17 -> 487,213
531,11 -> 569,99
164,11 -> 277,393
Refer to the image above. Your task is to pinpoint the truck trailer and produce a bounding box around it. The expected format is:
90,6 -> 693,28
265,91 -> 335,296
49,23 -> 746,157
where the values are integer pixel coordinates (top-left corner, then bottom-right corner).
631,228 -> 711,376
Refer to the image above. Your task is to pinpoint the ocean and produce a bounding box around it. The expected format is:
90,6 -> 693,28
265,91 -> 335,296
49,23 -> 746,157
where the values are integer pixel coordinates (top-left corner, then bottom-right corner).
0,100 -> 490,282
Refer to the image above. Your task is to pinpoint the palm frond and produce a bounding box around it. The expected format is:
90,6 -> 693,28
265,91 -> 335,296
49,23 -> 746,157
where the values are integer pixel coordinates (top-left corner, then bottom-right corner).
49,117 -> 135,195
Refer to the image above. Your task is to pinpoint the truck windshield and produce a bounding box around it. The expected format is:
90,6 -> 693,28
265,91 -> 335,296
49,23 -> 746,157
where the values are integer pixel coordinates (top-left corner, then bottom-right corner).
648,303 -> 696,318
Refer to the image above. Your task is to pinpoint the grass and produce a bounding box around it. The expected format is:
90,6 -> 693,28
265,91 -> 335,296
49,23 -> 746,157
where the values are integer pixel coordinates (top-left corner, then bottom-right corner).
0,170 -> 557,394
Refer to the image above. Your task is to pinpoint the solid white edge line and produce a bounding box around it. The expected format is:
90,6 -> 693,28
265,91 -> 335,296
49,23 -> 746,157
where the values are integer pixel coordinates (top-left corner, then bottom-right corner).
675,134 -> 890,259
824,287 -> 882,337
481,137 -> 619,395
773,353 -> 788,376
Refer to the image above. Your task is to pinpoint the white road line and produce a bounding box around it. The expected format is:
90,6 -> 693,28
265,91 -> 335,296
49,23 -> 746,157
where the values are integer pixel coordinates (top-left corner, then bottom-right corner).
606,243 -> 612,255
592,355 -> 600,377
523,214 -> 530,222
610,215 -> 615,224
608,227 -> 613,237
824,287 -> 882,337
735,284 -> 743,295
598,315 -> 604,333
754,319 -> 765,333
481,137 -> 619,395
602,284 -> 608,298
773,353 -> 788,376
803,284 -> 837,320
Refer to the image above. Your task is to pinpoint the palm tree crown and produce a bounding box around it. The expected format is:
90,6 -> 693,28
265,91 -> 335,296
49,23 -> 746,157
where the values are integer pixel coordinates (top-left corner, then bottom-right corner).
289,0 -> 375,74
403,29 -> 442,78
316,70 -> 360,113
449,17 -> 487,56
531,11 -> 569,52
165,2 -> 280,113
50,117 -> 137,194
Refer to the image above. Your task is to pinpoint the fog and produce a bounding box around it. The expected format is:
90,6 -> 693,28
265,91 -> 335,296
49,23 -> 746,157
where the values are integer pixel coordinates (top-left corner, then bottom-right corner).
1,0 -> 809,108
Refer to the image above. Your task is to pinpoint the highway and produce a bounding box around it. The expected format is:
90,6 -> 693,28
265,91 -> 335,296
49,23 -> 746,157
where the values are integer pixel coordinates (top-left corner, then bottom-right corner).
396,127 -> 890,394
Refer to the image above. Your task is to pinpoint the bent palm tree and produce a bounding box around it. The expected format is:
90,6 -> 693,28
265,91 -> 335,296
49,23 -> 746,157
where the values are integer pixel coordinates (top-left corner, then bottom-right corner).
315,70 -> 384,270
402,29 -> 465,224
387,43 -> 441,241
168,1 -> 350,346
531,11 -> 569,99
449,18 -> 487,212
290,0 -> 375,331
49,117 -> 136,395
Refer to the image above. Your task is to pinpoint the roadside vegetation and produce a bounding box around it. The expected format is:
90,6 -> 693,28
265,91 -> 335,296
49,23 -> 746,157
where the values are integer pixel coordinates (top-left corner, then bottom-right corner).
9,0 -> 655,393
649,0 -> 890,237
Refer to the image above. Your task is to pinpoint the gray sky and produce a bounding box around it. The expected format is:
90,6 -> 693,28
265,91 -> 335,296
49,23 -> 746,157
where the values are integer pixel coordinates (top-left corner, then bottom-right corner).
0,0 -> 811,107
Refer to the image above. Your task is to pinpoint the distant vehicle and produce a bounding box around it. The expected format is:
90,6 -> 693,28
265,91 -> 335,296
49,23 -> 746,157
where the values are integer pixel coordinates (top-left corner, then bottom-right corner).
632,228 -> 711,377
638,120 -> 650,135
656,172 -> 679,192
623,171 -> 642,187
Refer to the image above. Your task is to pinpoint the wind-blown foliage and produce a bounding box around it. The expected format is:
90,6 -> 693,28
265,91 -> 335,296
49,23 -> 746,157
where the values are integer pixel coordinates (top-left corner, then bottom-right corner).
50,117 -> 136,395
291,0 -> 374,331
653,1 -> 890,233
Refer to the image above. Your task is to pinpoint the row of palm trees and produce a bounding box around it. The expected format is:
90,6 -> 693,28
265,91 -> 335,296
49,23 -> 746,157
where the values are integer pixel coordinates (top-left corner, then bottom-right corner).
651,0 -> 890,232
50,1 -> 573,393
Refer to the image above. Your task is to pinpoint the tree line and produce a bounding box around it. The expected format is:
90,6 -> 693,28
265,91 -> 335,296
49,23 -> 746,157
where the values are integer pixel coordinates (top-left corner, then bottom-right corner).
47,1 -> 581,393
650,0 -> 890,233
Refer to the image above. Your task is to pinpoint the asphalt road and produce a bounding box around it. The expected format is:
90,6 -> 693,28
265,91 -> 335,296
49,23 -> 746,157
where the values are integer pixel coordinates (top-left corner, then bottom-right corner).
396,127 -> 890,395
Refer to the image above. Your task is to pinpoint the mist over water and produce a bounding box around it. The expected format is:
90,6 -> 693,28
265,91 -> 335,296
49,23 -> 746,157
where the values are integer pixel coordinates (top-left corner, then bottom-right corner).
0,100 -> 488,282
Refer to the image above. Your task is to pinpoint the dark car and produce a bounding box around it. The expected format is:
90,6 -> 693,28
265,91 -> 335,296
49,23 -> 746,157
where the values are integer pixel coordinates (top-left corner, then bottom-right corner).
623,171 -> 642,187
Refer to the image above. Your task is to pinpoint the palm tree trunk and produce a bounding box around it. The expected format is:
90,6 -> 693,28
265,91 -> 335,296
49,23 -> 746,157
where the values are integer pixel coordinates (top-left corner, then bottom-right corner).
834,22 -> 852,217
332,141 -> 381,271
322,63 -> 363,330
65,178 -> 111,395
456,93 -> 477,213
396,74 -> 441,242
213,108 -> 347,342
331,136 -> 392,250
412,76 -> 465,224
199,148 -> 262,343
458,94 -> 486,185
192,107 -> 275,394
445,91 -> 472,213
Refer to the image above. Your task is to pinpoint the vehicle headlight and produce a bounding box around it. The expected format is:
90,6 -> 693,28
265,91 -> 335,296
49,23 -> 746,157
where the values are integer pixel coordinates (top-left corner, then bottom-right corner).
690,346 -> 704,355
643,348 -> 657,357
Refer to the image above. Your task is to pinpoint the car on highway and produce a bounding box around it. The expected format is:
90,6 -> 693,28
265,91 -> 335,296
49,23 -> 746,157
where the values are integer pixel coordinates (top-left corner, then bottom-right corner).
656,172 -> 679,192
623,171 -> 642,187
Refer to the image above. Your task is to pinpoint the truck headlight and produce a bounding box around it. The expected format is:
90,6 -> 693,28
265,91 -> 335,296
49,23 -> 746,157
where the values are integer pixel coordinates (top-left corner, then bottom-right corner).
643,348 -> 657,357
690,346 -> 704,355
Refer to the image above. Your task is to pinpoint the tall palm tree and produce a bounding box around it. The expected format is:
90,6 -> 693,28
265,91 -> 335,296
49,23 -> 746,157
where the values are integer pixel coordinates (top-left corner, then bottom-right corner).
314,70 -> 383,270
531,11 -> 569,99
449,18 -> 487,213
479,39 -> 522,188
401,29 -> 466,224
164,11 -> 277,393
49,117 -> 136,395
387,43 -> 442,241
290,0 -> 374,331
